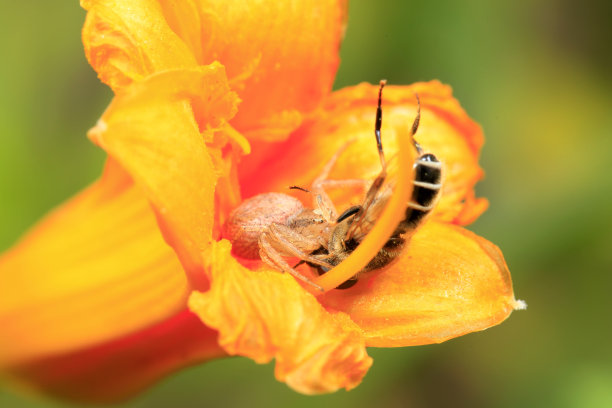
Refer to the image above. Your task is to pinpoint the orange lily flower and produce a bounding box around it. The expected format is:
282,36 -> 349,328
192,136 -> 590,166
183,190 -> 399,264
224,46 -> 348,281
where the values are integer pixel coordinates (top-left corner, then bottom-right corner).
0,0 -> 524,403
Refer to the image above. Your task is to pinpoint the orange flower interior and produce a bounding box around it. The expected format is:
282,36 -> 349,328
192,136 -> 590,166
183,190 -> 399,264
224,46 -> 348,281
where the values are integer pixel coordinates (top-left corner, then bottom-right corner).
215,80 -> 521,345
310,125 -> 416,293
82,0 -> 348,141
0,0 -> 522,402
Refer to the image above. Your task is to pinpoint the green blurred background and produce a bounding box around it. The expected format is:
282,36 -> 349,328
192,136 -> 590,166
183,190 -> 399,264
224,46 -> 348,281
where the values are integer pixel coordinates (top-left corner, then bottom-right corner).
1,1 -> 611,407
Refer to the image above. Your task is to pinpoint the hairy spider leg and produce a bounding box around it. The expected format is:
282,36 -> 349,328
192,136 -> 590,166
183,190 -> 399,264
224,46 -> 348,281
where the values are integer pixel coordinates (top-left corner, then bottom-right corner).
259,229 -> 325,291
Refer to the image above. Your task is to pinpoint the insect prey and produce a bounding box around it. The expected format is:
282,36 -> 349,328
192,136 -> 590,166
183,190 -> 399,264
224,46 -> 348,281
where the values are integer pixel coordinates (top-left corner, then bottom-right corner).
224,80 -> 442,290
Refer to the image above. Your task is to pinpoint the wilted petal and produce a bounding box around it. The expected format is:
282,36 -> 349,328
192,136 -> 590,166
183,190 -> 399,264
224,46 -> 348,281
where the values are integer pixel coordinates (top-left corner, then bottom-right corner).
188,240 -> 372,394
88,66 -> 239,287
0,160 -> 189,367
319,221 -> 522,347
240,81 -> 487,225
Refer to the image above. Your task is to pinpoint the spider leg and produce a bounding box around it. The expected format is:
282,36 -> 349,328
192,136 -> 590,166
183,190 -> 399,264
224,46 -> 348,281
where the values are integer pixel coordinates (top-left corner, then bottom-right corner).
314,178 -> 370,192
313,138 -> 358,184
310,138 -> 359,221
268,224 -> 335,269
259,232 -> 324,291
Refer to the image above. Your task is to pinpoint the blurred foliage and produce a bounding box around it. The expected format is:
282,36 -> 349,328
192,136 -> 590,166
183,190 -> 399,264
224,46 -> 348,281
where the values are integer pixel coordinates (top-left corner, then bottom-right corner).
1,0 -> 611,407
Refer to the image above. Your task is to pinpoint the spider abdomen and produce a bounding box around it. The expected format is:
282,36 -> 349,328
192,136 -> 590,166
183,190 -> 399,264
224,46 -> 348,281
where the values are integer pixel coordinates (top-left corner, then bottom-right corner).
224,193 -> 305,259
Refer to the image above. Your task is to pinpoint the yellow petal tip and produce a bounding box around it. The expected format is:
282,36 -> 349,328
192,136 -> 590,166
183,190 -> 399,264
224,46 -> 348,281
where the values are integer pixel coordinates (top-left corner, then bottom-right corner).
513,298 -> 528,311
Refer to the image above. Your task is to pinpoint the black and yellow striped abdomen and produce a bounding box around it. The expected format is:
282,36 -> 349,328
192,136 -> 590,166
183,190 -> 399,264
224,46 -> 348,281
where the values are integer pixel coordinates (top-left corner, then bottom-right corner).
379,152 -> 442,253
404,153 -> 442,227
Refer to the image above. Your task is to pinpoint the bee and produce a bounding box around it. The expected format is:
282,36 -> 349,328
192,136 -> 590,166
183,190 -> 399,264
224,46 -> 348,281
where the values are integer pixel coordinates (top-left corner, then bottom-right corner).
307,80 -> 442,288
225,80 -> 441,291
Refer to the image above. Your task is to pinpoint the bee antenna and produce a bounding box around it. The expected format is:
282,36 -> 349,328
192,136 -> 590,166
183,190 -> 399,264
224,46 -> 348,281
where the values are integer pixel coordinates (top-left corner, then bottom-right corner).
411,93 -> 423,154
375,79 -> 388,172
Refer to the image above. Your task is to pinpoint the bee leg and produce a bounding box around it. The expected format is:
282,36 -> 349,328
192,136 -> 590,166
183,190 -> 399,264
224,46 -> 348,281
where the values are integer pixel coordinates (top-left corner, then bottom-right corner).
360,79 -> 390,212
344,162 -> 387,240
259,232 -> 324,291
410,93 -> 423,154
374,79 -> 388,172
346,80 -> 391,239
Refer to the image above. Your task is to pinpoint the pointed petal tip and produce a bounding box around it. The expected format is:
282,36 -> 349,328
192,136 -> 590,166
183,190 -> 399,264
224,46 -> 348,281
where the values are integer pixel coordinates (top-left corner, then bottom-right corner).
319,222 -> 519,347
513,298 -> 528,310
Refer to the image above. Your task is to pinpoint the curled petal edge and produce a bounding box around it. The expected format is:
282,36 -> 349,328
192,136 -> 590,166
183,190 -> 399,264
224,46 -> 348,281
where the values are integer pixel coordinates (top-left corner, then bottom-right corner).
188,240 -> 372,394
88,65 -> 240,289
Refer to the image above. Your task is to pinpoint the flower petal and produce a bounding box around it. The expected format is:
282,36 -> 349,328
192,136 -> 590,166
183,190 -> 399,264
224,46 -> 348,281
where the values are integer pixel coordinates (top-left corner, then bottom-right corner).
240,81 -> 487,225
81,0 -> 199,90
88,66 -> 239,288
188,240 -> 372,394
319,221 -> 522,347
83,0 -> 347,141
169,0 -> 348,140
3,310 -> 223,403
0,160 -> 189,367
